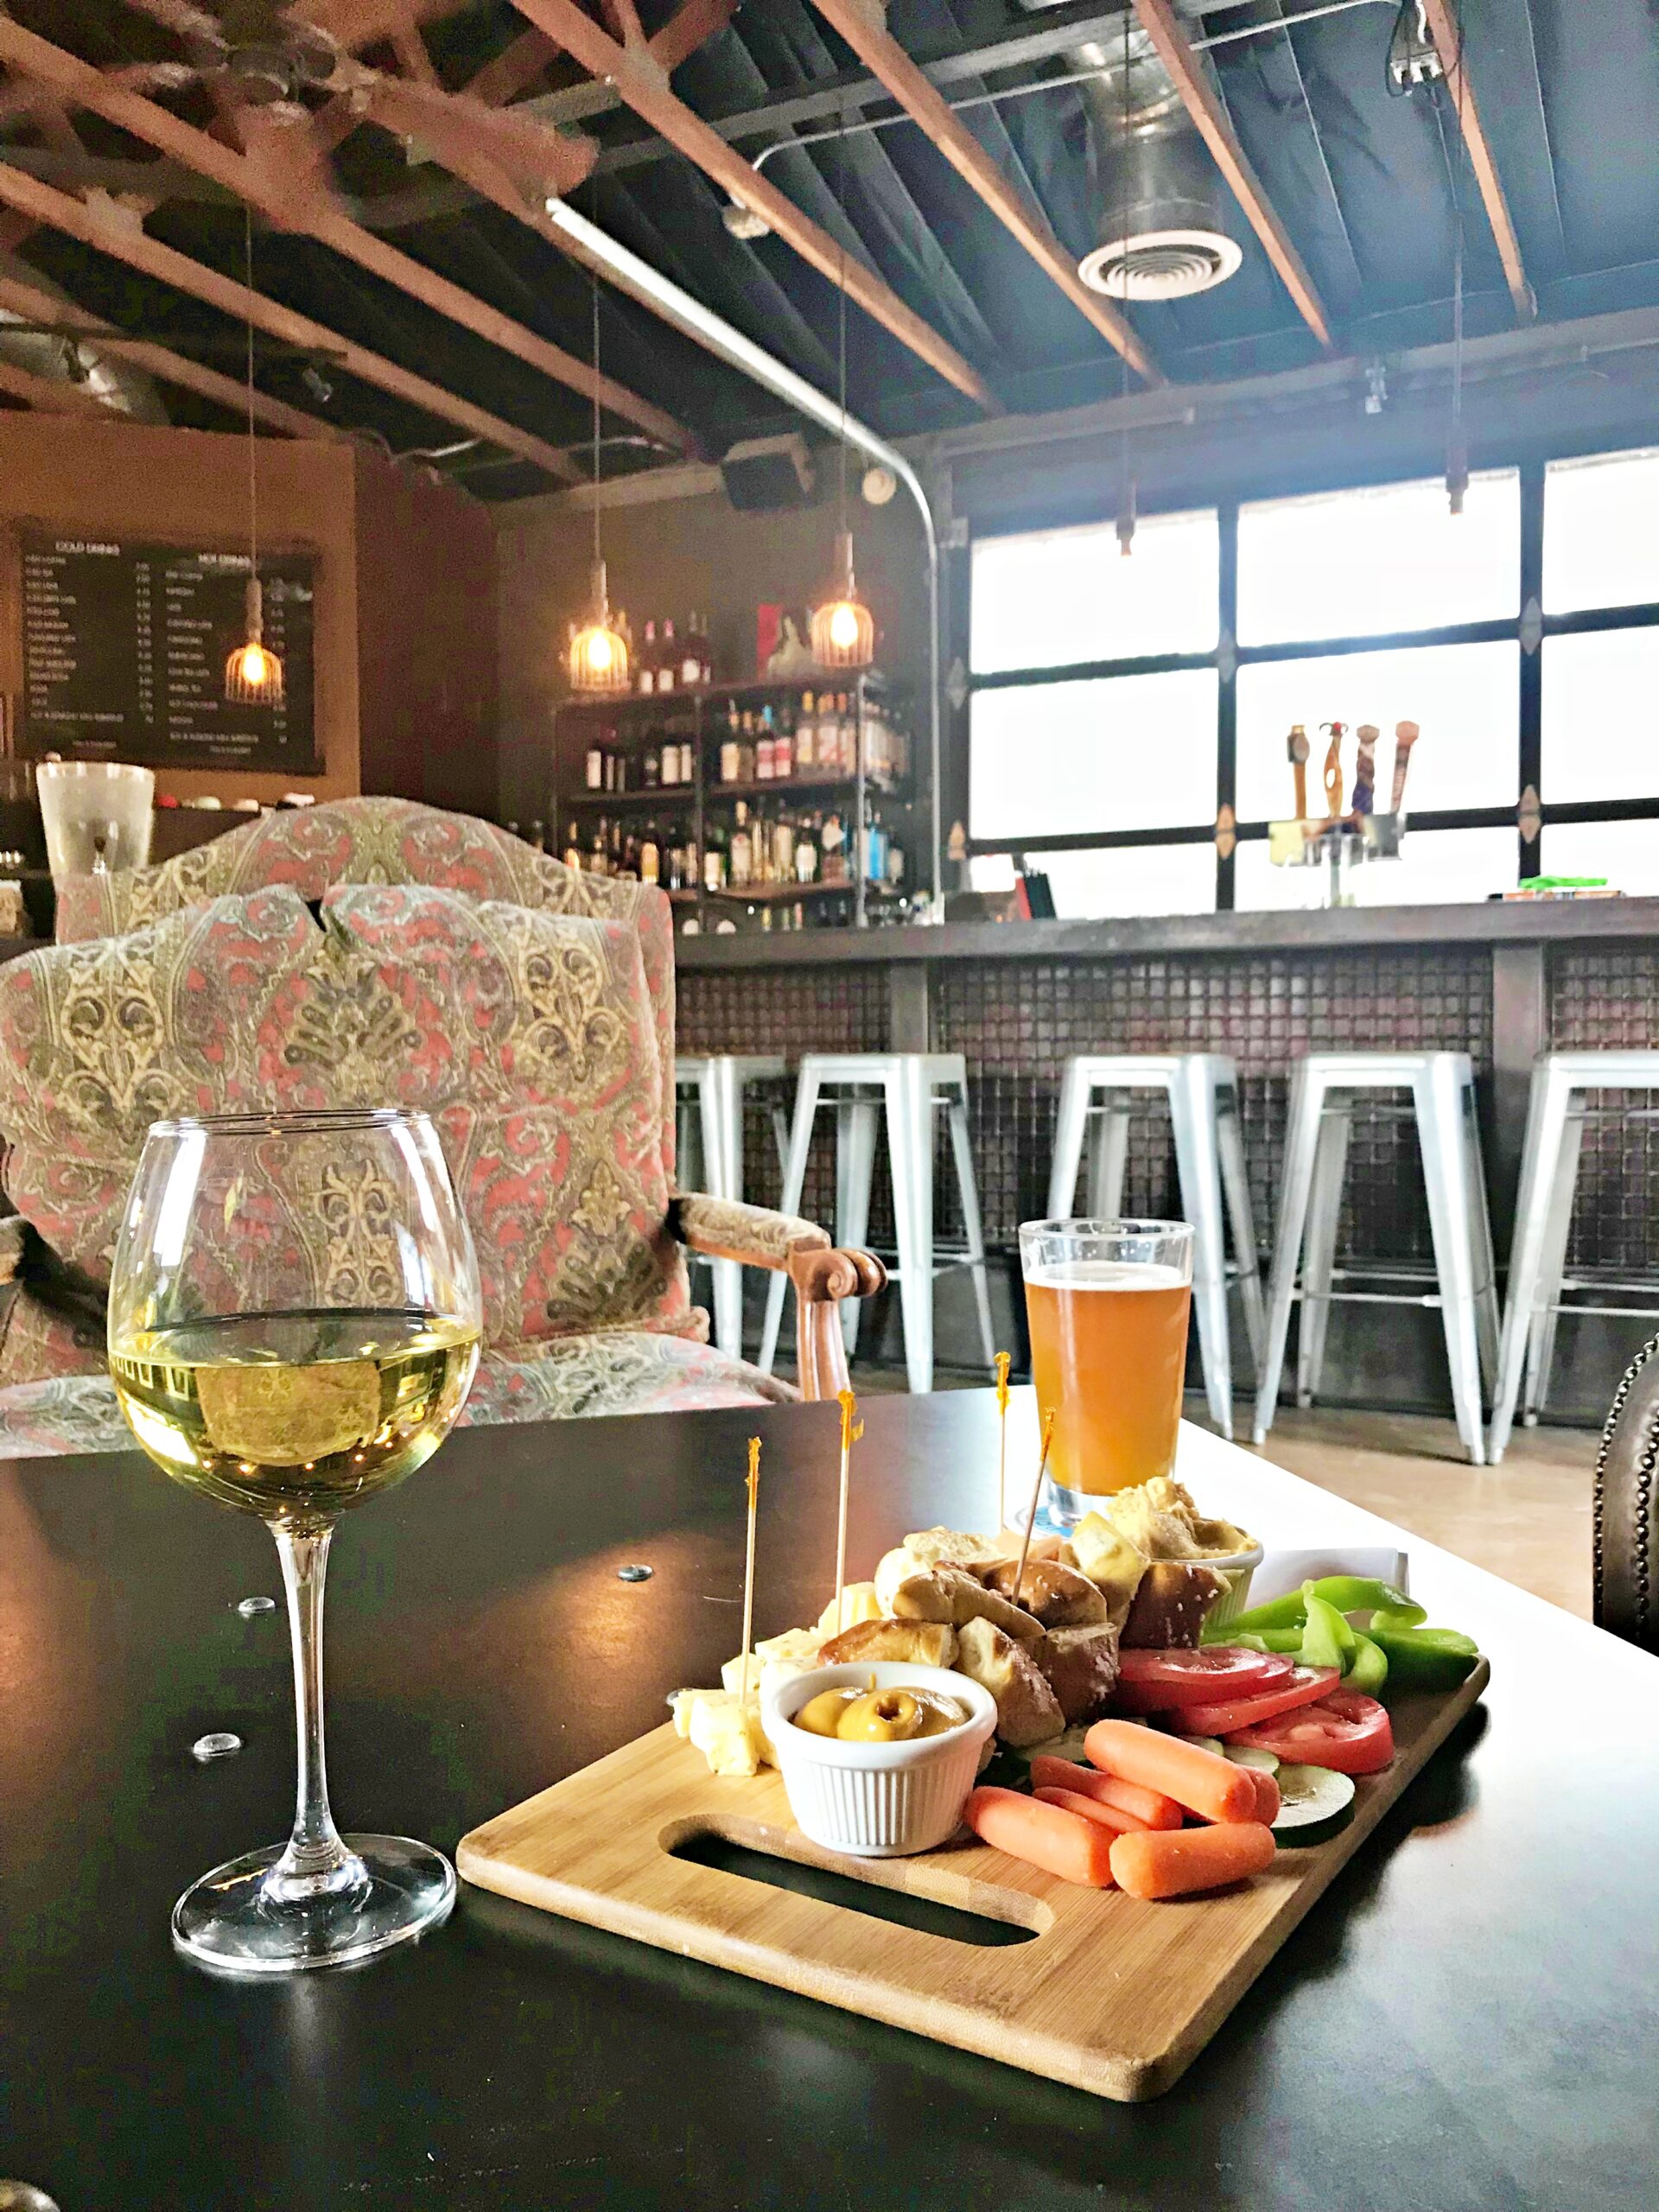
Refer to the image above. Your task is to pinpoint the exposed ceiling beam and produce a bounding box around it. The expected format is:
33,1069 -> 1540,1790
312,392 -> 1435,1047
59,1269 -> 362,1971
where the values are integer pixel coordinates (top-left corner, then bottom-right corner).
509,0 -> 997,410
1130,0 -> 1334,352
289,0 -> 463,47
0,161 -> 580,478
0,352 -> 114,417
464,27 -> 562,106
0,18 -> 688,453
0,146 -> 236,203
1419,0 -> 1533,321
804,0 -> 1159,386
649,0 -> 735,78
0,264 -> 349,435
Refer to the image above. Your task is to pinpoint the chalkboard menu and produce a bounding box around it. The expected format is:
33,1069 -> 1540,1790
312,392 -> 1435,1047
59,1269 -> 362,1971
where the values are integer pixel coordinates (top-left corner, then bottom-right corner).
17,531 -> 318,772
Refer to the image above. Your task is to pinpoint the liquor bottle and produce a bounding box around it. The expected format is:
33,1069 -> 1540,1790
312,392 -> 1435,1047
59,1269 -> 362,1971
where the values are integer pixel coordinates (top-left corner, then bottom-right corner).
815,691 -> 838,771
679,621 -> 702,692
677,737 -> 695,785
794,815 -> 818,883
772,811 -> 795,881
730,802 -> 753,888
585,741 -> 604,791
658,619 -> 677,695
702,817 -> 728,891
660,739 -> 677,788
527,818 -> 545,852
757,707 -> 776,782
639,828 -> 660,885
696,613 -> 713,687
589,821 -> 609,875
639,620 -> 656,695
820,809 -> 848,884
775,698 -> 794,781
797,692 -> 815,772
720,702 -> 741,785
739,710 -> 757,783
644,743 -> 660,790
563,823 -> 582,870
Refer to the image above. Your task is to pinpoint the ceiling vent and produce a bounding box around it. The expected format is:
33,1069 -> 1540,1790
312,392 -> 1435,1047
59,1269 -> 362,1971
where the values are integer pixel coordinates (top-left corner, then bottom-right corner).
1023,4 -> 1241,303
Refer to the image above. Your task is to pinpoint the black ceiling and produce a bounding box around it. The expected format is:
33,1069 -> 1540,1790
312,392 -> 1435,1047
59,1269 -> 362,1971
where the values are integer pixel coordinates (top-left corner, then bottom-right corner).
3,1 -> 1657,499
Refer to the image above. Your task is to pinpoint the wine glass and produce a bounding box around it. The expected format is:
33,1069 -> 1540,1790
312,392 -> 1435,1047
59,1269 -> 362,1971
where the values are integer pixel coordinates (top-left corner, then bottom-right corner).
108,1108 -> 482,1974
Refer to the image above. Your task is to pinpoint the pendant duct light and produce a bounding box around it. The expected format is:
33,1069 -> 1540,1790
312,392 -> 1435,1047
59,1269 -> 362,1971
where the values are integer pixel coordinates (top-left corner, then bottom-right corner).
225,206 -> 283,704
568,245 -> 630,696
810,124 -> 875,674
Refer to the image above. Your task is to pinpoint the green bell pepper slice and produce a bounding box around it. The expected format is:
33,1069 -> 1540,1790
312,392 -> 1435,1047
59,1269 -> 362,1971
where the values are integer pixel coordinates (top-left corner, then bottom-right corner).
1367,1621 -> 1479,1692
1307,1576 -> 1424,1624
1297,1591 -> 1354,1673
1210,1590 -> 1311,1637
1344,1632 -> 1389,1696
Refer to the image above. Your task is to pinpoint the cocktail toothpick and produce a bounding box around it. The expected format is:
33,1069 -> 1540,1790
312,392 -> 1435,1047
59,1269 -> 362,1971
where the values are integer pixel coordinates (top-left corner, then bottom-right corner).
739,1435 -> 761,1707
1013,1408 -> 1058,1603
994,1351 -> 1012,1529
835,1387 -> 863,1633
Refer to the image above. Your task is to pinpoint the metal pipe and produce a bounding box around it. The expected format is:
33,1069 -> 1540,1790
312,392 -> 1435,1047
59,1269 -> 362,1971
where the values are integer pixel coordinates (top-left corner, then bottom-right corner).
543,194 -> 945,908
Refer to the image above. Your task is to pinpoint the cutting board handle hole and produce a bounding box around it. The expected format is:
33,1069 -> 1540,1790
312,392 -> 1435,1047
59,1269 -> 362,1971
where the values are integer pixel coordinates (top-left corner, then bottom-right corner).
665,1823 -> 1042,1949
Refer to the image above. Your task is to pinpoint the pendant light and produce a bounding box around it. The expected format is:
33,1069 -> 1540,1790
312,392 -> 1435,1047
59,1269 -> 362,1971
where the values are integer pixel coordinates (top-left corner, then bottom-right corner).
567,244 -> 630,695
225,204 -> 283,703
810,124 -> 875,672
1432,13 -> 1469,516
1113,4 -> 1136,557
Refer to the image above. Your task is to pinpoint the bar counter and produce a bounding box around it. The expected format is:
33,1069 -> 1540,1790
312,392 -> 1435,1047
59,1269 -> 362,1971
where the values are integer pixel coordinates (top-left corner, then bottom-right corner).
676,899 -> 1659,1419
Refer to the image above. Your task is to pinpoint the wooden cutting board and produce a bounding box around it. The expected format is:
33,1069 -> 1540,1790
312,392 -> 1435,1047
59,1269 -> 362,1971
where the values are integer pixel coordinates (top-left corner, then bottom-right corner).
458,1661 -> 1488,2102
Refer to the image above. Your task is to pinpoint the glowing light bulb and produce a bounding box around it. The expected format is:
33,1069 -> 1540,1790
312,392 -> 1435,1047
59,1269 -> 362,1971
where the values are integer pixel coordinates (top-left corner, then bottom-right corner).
587,629 -> 613,673
828,600 -> 860,652
240,643 -> 269,687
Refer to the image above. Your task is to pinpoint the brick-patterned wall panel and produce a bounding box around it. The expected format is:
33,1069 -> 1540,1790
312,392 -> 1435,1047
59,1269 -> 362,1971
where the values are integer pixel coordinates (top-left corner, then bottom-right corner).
933,949 -> 1495,1260
675,965 -> 891,1231
1548,946 -> 1659,1274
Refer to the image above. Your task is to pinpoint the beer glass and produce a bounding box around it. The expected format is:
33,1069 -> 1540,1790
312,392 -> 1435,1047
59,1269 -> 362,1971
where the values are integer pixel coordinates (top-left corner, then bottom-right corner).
1018,1219 -> 1193,1523
109,1109 -> 482,1973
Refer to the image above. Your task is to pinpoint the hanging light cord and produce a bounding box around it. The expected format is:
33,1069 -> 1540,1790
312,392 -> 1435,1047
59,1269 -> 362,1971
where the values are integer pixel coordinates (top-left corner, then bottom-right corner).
1117,7 -> 1133,537
836,108 -> 849,568
1429,7 -> 1467,484
590,262 -> 603,573
243,202 -> 259,597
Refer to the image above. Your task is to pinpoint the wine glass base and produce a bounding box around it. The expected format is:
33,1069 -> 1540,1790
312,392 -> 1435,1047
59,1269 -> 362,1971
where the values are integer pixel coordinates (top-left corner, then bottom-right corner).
171,1834 -> 455,1975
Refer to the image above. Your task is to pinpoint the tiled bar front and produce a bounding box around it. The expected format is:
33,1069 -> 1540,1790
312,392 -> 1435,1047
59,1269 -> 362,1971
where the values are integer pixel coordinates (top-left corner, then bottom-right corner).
676,906 -> 1659,1421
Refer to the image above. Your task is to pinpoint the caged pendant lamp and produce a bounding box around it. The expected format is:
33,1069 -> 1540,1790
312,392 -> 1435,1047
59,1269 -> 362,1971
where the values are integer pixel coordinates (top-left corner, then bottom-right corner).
568,255 -> 630,695
225,205 -> 283,705
810,124 -> 875,673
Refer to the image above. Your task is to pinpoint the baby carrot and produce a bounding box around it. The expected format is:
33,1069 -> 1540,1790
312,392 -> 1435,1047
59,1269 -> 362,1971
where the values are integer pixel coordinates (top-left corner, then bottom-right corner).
1033,1784 -> 1144,1835
1027,1756 -> 1182,1831
1084,1719 -> 1257,1825
963,1786 -> 1116,1887
1109,1821 -> 1277,1901
1247,1768 -> 1281,1827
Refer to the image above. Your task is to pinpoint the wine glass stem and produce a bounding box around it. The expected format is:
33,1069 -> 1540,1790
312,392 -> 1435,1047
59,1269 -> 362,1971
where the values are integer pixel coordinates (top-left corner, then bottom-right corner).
264,1523 -> 365,1908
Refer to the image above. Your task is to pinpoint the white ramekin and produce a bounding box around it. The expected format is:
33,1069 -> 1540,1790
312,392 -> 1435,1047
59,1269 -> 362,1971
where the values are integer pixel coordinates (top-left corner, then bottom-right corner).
1200,1541 -> 1265,1629
764,1662 -> 998,1859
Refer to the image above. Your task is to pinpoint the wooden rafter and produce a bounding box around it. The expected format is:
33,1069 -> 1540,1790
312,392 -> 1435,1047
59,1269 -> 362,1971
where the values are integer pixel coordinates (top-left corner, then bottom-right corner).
804,0 -> 1160,387
0,161 -> 582,479
649,0 -> 735,77
0,264 -> 345,436
1131,0 -> 1333,352
0,17 -> 688,454
464,28 -> 561,107
508,0 -> 998,410
1420,0 -> 1533,320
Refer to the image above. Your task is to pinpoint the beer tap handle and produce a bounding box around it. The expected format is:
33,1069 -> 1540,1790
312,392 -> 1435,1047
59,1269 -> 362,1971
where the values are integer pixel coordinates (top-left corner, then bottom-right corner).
1287,723 -> 1310,820
1353,724 -> 1378,817
1321,721 -> 1346,820
1390,721 -> 1421,815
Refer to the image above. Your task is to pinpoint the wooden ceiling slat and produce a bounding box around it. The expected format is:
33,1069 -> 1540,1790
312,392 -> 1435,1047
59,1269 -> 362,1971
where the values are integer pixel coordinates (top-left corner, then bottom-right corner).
0,159 -> 582,477
1131,0 -> 1334,353
509,0 -> 999,411
804,0 -> 1160,387
0,16 -> 689,451
1420,0 -> 1534,321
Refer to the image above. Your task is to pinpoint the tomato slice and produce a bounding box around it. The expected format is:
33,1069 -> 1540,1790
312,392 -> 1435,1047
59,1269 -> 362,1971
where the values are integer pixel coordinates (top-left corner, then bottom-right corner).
1165,1664 -> 1342,1737
1114,1647 -> 1294,1713
1225,1688 -> 1395,1776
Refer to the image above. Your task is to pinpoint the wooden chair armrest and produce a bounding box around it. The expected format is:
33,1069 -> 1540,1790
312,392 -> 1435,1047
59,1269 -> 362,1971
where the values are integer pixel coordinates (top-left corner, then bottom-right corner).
669,1192 -> 887,1402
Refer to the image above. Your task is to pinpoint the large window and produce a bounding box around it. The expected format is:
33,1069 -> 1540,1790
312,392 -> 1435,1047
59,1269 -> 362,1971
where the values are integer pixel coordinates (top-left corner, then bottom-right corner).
968,449 -> 1659,916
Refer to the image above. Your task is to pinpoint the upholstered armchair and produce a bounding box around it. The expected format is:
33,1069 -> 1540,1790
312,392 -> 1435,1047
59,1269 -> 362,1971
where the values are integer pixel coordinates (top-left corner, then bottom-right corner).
0,800 -> 882,1458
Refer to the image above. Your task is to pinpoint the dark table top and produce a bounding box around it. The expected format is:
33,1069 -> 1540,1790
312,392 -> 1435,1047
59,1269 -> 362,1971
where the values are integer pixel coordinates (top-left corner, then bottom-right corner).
2,1389 -> 1654,2212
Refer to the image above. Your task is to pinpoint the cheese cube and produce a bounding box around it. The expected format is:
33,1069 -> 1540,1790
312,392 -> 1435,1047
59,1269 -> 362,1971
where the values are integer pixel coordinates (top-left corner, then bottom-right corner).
676,1690 -> 773,1776
815,1583 -> 884,1636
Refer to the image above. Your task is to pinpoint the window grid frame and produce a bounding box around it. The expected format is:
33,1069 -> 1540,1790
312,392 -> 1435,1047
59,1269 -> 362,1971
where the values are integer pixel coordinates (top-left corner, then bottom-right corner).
966,454 -> 1659,910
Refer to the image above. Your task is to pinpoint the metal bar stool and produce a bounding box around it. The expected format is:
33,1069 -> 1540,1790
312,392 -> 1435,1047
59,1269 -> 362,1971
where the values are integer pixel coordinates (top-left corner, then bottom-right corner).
1490,1052 -> 1659,1462
675,1054 -> 788,1357
1046,1053 -> 1266,1440
1252,1052 -> 1501,1465
757,1053 -> 996,1393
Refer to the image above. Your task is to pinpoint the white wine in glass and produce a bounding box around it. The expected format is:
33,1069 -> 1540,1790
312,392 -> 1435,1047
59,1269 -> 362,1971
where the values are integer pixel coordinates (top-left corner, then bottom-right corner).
108,1109 -> 482,1974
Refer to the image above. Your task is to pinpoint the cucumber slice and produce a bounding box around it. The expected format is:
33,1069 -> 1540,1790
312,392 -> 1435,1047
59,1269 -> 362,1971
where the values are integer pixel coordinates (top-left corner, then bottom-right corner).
1224,1745 -> 1280,1775
1272,1763 -> 1356,1837
1006,1723 -> 1093,1769
1185,1735 -> 1225,1758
